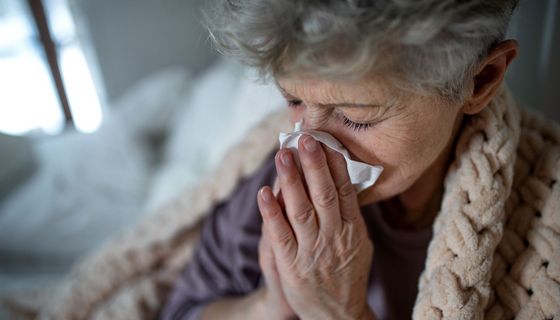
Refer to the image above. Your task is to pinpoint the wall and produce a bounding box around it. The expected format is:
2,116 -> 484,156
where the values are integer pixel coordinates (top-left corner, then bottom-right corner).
506,0 -> 560,121
78,0 -> 559,121
77,0 -> 216,101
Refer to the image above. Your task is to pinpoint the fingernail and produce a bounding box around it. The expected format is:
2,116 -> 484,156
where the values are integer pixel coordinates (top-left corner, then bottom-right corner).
281,151 -> 293,167
303,135 -> 318,152
260,187 -> 273,203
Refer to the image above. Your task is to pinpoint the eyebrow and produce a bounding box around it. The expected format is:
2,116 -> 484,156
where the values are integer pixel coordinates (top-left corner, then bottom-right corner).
276,85 -> 383,109
318,103 -> 382,109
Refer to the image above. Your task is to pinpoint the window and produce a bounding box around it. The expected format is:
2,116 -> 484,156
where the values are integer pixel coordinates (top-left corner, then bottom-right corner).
0,0 -> 104,135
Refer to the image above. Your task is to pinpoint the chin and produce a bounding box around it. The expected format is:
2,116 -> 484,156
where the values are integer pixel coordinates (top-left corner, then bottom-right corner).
357,186 -> 388,206
357,176 -> 414,206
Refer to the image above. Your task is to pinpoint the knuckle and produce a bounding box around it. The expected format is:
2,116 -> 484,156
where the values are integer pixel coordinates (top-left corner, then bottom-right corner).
281,169 -> 299,185
267,207 -> 283,219
292,205 -> 316,224
276,232 -> 292,246
327,148 -> 347,168
338,179 -> 355,198
343,210 -> 361,225
276,230 -> 294,249
301,149 -> 327,169
313,186 -> 338,208
308,156 -> 328,171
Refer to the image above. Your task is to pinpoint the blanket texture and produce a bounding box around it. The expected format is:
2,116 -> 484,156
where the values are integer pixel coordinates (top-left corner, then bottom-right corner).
3,85 -> 559,319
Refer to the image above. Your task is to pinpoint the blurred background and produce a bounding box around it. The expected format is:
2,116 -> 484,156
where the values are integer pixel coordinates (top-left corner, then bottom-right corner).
0,0 -> 558,306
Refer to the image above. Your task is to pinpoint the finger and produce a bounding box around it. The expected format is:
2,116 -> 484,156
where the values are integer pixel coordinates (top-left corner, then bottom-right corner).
258,186 -> 297,264
258,223 -> 273,276
324,147 -> 362,224
275,149 -> 319,248
298,135 -> 342,233
272,177 -> 281,196
258,223 -> 281,291
272,177 -> 287,212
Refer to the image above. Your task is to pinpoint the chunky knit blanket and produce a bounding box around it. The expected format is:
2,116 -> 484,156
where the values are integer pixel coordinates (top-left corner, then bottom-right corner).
3,85 -> 559,319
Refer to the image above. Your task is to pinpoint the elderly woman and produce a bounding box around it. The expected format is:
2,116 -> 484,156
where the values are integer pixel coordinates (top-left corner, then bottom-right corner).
162,1 -> 560,319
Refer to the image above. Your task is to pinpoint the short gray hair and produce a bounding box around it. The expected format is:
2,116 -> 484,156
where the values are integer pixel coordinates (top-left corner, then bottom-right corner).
205,0 -> 518,103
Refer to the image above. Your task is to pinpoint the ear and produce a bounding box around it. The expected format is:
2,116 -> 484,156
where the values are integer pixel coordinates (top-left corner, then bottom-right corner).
463,39 -> 518,115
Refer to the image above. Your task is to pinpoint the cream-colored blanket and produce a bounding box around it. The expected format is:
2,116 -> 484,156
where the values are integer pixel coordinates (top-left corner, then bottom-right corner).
3,86 -> 559,319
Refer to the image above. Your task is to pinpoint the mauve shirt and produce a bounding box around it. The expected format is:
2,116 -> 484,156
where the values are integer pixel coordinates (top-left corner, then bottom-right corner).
160,152 -> 432,320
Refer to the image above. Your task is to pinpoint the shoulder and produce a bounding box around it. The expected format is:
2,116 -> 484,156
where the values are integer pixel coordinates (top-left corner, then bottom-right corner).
488,106 -> 560,318
208,150 -> 277,232
220,150 -> 277,211
515,107 -> 560,190
511,106 -> 559,231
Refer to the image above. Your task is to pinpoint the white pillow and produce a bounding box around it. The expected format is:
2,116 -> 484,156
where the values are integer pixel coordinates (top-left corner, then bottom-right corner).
145,60 -> 285,211
0,68 -> 192,261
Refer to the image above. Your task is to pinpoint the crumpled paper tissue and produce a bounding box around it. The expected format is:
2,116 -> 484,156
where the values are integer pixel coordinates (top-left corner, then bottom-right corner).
278,121 -> 383,192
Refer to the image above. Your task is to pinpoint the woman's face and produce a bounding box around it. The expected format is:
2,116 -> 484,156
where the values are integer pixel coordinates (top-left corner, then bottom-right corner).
276,75 -> 463,204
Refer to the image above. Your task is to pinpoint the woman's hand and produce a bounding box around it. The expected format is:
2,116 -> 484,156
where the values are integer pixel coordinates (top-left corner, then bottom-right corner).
256,217 -> 297,320
257,135 -> 375,320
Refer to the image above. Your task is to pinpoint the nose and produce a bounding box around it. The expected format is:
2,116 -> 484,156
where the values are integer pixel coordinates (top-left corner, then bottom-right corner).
294,112 -> 329,132
289,104 -> 327,131
294,115 -> 312,132
290,107 -> 305,128
299,114 -> 325,131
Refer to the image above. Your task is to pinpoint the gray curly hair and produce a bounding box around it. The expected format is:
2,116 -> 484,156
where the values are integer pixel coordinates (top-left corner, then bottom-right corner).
205,0 -> 518,104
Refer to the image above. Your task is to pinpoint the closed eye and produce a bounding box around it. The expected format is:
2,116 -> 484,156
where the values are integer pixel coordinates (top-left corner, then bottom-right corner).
286,99 -> 377,132
342,116 -> 375,131
287,99 -> 303,108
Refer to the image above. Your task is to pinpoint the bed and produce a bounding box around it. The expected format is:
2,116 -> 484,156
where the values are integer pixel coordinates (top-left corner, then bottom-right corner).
0,59 -> 284,316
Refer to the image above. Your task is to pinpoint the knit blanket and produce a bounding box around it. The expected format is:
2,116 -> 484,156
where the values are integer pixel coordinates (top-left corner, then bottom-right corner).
3,85 -> 559,319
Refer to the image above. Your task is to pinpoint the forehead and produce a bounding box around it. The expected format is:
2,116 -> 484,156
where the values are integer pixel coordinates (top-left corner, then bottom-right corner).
276,75 -> 403,106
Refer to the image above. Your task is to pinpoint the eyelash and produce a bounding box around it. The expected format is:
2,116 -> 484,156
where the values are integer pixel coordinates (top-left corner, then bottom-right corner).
287,100 -> 303,108
287,99 -> 375,132
341,117 -> 374,131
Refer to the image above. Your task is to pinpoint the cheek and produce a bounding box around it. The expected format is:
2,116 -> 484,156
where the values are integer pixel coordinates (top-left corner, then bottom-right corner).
376,128 -> 429,167
334,118 -> 452,193
331,128 -> 417,199
334,123 -> 421,168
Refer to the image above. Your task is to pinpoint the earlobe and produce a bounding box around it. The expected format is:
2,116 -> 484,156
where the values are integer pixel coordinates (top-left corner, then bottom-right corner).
462,40 -> 518,115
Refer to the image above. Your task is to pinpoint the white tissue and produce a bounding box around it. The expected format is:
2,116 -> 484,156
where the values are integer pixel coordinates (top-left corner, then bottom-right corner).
278,121 -> 383,192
